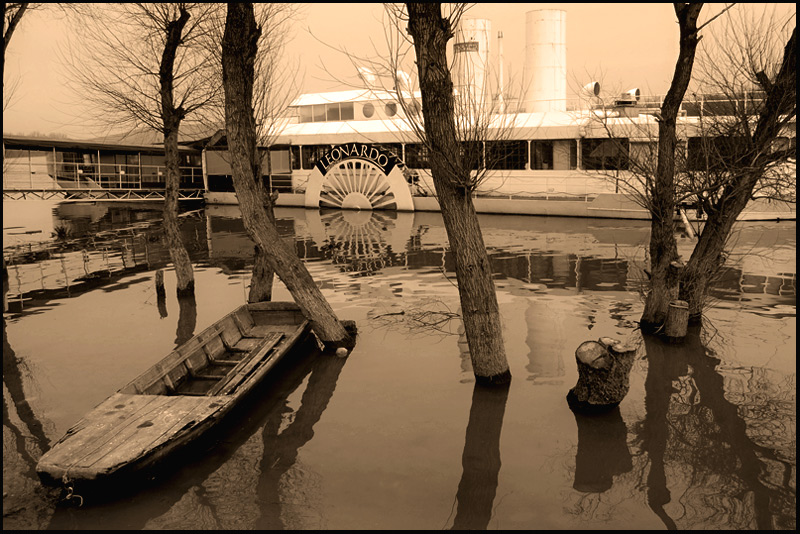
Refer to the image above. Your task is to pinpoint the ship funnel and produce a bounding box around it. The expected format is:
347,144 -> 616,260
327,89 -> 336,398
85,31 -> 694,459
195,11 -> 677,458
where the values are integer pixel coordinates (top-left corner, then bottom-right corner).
522,9 -> 567,112
453,18 -> 491,107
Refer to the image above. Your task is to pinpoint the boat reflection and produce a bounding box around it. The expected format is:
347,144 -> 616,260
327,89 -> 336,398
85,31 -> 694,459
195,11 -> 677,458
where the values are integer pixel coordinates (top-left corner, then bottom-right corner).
47,334 -> 349,530
5,206 -> 794,317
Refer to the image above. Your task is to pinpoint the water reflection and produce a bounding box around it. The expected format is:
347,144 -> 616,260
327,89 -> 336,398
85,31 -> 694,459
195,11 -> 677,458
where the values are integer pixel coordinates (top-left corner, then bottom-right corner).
5,207 -> 794,317
572,407 -> 632,493
450,382 -> 510,530
47,335 -> 347,530
2,315 -> 56,526
637,328 -> 796,530
1,203 -> 794,529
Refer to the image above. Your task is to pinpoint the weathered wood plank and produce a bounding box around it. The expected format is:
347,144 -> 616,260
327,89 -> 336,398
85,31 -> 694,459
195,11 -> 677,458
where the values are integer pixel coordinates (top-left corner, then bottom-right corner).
39,394 -> 228,479
207,333 -> 284,396
37,301 -> 316,489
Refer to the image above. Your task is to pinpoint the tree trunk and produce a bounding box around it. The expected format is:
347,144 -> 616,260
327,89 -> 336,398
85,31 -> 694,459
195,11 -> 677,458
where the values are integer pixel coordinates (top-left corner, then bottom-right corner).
248,244 -> 274,303
640,4 -> 702,333
248,146 -> 276,303
159,7 -> 194,297
664,299 -> 689,341
680,206 -> 738,319
162,124 -> 195,297
680,27 -> 796,320
567,337 -> 636,413
406,3 -> 510,385
222,3 -> 351,349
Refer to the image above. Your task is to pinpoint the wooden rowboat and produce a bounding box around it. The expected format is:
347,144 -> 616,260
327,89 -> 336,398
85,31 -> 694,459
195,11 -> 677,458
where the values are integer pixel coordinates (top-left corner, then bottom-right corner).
36,301 -> 311,493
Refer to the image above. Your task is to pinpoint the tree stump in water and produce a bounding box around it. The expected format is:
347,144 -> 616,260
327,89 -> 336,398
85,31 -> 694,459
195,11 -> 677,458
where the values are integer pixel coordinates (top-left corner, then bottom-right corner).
567,337 -> 636,414
664,299 -> 689,343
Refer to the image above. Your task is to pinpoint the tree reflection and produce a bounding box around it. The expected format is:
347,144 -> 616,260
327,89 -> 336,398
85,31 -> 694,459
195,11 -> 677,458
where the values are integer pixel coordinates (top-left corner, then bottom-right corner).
255,349 -> 349,529
636,327 -> 795,529
3,316 -> 57,529
46,335 -> 347,530
450,381 -> 510,530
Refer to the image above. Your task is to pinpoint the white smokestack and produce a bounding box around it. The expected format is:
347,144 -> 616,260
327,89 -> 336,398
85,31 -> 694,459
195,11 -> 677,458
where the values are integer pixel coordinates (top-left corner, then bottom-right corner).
522,9 -> 567,113
453,18 -> 491,108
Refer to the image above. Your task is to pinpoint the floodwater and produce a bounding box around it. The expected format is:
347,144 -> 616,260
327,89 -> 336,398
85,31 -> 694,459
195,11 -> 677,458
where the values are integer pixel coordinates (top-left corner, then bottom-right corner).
2,200 -> 796,530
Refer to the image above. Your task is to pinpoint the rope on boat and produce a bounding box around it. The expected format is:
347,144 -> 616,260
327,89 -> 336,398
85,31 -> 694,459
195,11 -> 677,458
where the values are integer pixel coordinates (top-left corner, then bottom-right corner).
60,473 -> 84,507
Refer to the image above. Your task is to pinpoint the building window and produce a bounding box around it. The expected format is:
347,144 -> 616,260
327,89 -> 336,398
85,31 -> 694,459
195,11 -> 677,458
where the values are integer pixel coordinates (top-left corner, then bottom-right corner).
312,104 -> 326,122
299,106 -> 313,123
373,143 -> 403,160
406,100 -> 422,118
385,102 -> 397,117
326,103 -> 340,121
486,140 -> 527,170
461,141 -> 483,170
405,143 -> 429,169
363,103 -> 375,118
340,102 -> 354,120
686,136 -> 749,171
529,140 -> 576,170
301,144 -> 332,170
531,141 -> 553,170
581,138 -> 629,171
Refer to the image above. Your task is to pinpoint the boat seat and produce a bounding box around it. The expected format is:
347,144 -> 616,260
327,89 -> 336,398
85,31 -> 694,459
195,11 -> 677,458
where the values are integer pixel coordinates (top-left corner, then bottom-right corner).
232,313 -> 261,338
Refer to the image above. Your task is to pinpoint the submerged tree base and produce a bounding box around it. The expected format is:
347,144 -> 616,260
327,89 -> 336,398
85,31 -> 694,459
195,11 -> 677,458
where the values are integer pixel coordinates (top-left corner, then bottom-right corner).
475,369 -> 512,387
176,282 -> 195,299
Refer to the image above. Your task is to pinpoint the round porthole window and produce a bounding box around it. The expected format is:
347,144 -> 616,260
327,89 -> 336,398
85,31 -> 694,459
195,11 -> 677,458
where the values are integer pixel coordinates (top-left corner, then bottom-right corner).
362,103 -> 375,118
385,103 -> 397,117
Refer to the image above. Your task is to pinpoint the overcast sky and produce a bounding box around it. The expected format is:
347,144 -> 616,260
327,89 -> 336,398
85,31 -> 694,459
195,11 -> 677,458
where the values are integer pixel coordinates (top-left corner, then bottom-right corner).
3,3 -> 794,139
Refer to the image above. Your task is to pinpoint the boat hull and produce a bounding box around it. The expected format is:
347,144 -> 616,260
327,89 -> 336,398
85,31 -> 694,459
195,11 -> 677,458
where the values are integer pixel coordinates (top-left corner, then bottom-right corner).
204,191 -> 795,221
36,301 -> 312,493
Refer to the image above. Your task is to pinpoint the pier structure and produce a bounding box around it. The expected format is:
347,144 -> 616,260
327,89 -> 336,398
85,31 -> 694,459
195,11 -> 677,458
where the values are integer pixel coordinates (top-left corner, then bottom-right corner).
3,135 -> 205,202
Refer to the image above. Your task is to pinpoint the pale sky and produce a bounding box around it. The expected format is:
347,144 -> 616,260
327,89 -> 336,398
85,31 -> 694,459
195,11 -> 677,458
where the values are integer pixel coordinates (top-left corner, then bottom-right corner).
3,3 -> 794,139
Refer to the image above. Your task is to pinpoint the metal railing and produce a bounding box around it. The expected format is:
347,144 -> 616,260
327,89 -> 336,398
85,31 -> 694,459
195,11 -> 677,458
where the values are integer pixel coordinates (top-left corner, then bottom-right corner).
3,160 -> 204,191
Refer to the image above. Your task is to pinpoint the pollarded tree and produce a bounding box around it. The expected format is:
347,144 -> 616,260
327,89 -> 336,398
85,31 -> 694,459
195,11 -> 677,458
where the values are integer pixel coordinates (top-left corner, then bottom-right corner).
637,3 -> 705,333
578,5 -> 794,332
401,3 -> 511,385
65,3 -> 223,297
205,3 -> 302,303
222,2 -> 353,350
678,8 -> 796,320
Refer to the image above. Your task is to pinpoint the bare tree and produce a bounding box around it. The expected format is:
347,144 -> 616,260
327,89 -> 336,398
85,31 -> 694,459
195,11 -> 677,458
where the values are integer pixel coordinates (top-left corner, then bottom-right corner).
2,3 -> 29,84
222,2 -> 353,350
64,3 -> 222,297
635,3 -> 706,333
401,3 -> 511,385
576,5 -> 795,334
205,3 -> 301,303
678,8 -> 796,320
